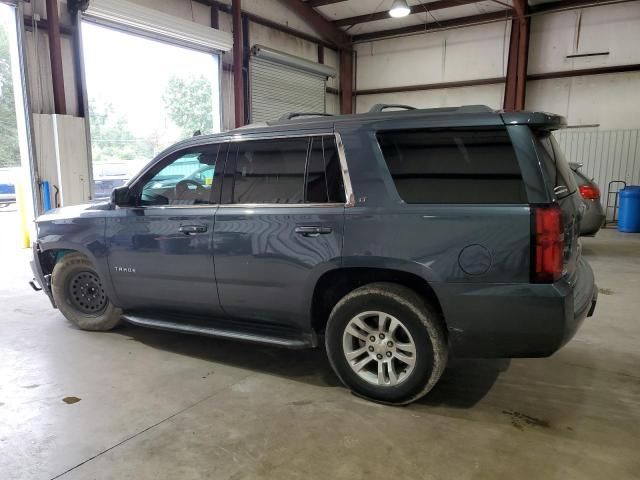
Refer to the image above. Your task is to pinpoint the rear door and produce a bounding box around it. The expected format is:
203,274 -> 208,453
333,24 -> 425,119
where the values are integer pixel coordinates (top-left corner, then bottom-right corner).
213,133 -> 346,327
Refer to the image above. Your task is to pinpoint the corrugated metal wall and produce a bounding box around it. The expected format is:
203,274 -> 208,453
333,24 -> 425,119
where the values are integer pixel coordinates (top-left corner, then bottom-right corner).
249,58 -> 326,123
554,129 -> 640,219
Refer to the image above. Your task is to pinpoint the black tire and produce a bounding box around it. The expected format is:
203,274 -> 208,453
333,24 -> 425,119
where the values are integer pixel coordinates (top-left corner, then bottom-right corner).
51,252 -> 122,331
325,282 -> 447,405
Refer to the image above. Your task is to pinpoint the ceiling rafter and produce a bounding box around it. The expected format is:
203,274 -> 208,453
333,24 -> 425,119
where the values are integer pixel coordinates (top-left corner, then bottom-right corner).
352,9 -> 512,42
332,0 -> 508,27
306,0 -> 348,7
280,0 -> 352,47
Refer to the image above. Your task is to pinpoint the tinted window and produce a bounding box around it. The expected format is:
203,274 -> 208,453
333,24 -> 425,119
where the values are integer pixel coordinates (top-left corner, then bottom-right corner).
229,138 -> 308,204
139,145 -> 221,206
534,131 -> 578,198
377,128 -> 527,204
306,136 -> 346,204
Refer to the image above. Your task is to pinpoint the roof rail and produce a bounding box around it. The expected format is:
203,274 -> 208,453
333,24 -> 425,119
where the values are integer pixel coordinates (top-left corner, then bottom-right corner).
456,105 -> 494,113
279,112 -> 334,121
369,104 -> 416,113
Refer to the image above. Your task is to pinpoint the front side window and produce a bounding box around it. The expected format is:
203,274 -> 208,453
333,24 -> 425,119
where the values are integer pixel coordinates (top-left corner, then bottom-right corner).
139,144 -> 221,206
377,128 -> 527,204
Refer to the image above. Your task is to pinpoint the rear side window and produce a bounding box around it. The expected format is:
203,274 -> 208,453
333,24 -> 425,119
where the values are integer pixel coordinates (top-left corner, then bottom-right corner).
230,138 -> 308,204
306,136 -> 346,204
377,128 -> 527,204
224,136 -> 346,205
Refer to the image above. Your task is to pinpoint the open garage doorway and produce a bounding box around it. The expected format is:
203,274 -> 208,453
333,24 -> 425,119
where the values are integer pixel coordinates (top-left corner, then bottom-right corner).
0,2 -> 36,261
80,21 -> 221,199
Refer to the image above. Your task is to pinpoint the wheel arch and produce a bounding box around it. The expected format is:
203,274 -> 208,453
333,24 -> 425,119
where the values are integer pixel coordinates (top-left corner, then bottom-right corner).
38,243 -> 121,306
310,266 -> 445,335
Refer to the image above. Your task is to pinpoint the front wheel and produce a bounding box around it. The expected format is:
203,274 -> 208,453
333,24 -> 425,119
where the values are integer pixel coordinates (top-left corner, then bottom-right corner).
325,283 -> 447,405
51,252 -> 122,331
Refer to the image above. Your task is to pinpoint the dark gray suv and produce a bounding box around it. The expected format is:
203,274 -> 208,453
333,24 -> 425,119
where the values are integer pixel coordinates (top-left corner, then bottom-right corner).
30,105 -> 598,405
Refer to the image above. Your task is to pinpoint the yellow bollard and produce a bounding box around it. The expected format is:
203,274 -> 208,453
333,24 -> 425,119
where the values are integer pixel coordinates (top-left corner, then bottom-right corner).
15,181 -> 30,248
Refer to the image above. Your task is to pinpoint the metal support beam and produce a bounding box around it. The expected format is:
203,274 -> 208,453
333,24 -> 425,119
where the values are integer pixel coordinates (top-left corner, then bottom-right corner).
69,13 -> 85,117
210,3 -> 219,29
334,0 -> 496,27
242,14 -> 250,123
232,0 -> 244,127
529,0 -> 622,13
24,15 -> 74,36
308,0 -> 348,7
356,77 -> 505,95
340,49 -> 353,114
503,0 -> 529,111
280,0 -> 351,47
352,10 -> 511,42
45,0 -> 66,115
193,0 -> 340,49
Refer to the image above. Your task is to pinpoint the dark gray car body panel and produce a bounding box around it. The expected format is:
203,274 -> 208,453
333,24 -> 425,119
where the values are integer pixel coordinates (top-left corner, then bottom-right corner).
31,107 -> 597,358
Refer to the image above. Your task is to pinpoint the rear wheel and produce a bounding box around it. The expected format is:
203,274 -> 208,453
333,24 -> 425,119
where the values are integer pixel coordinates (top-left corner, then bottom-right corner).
51,252 -> 122,331
325,282 -> 447,405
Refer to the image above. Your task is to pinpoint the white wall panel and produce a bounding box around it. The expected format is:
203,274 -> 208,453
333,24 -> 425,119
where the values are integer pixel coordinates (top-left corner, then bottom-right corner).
528,3 -> 640,75
355,83 -> 505,113
324,47 -> 339,90
355,21 -> 510,91
526,72 -> 640,130
249,22 -> 317,62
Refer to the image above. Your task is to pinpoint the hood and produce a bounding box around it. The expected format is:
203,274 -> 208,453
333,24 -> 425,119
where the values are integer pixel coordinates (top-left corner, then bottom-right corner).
36,201 -> 112,223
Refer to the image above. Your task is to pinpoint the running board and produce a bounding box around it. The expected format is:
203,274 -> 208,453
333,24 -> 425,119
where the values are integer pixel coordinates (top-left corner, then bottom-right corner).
122,314 -> 315,349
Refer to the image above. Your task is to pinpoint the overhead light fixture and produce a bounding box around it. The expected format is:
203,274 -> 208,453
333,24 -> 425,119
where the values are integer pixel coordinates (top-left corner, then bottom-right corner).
389,0 -> 411,18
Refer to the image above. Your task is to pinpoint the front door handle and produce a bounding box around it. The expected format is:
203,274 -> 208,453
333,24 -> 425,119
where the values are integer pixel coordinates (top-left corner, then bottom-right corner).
179,224 -> 208,235
295,226 -> 332,237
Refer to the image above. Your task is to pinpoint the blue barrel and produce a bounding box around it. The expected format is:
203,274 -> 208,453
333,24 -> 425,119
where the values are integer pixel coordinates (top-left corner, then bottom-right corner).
618,186 -> 640,233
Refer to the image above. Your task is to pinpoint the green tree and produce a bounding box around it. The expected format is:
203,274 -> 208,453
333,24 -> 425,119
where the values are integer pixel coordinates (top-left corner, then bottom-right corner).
162,75 -> 214,137
0,22 -> 20,168
88,98 -> 153,162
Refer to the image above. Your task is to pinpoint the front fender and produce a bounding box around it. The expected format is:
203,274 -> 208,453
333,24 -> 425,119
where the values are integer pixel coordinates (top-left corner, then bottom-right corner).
36,216 -> 122,307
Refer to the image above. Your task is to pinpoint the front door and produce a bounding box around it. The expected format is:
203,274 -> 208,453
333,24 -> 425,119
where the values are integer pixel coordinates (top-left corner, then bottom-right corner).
213,134 -> 347,327
106,143 -> 226,315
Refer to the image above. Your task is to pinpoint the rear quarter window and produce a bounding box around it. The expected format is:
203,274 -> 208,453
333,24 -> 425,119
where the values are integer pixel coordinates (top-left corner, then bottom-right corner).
534,131 -> 578,198
377,128 -> 527,204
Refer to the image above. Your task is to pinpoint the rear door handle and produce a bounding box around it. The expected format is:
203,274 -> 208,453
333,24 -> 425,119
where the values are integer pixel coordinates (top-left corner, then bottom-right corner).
295,226 -> 332,237
179,224 -> 208,235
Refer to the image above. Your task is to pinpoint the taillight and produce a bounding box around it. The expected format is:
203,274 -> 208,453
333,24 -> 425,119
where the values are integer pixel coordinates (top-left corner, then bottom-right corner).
533,205 -> 564,283
579,184 -> 600,200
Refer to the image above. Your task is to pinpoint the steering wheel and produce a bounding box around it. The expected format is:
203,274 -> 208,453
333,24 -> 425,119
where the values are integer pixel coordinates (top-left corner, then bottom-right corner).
174,179 -> 205,200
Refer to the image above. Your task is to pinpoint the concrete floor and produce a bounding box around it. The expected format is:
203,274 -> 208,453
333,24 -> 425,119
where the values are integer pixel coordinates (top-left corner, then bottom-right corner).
1,206 -> 639,479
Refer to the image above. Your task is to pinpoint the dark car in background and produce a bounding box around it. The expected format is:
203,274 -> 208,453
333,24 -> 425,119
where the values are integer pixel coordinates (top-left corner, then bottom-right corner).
570,162 -> 605,236
30,105 -> 598,405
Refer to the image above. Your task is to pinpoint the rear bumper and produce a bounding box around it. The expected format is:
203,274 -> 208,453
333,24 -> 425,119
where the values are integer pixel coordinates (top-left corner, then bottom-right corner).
29,243 -> 56,307
440,257 -> 597,358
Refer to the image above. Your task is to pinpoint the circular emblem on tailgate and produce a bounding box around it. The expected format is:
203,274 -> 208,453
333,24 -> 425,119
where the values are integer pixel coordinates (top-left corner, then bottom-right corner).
458,244 -> 492,275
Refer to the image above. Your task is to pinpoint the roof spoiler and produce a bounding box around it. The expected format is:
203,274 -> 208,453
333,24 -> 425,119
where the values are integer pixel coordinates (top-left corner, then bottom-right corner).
501,112 -> 567,130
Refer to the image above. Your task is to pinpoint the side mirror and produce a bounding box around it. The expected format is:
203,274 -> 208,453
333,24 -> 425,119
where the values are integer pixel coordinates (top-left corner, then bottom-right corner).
111,185 -> 133,207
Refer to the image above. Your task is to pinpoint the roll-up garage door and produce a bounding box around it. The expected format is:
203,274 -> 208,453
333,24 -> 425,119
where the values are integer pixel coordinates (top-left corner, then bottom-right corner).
250,45 -> 336,123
